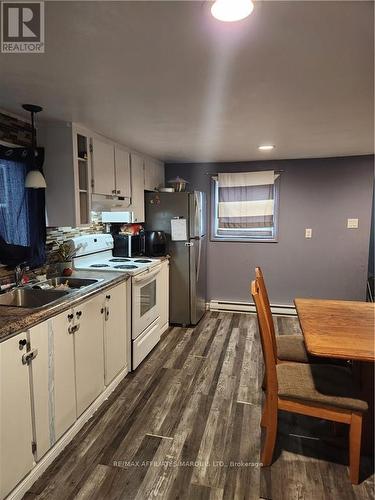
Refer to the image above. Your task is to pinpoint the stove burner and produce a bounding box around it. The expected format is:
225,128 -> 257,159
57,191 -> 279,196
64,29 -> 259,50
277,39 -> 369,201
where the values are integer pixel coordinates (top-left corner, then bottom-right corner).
109,258 -> 131,262
90,264 -> 110,268
134,259 -> 153,263
113,265 -> 138,270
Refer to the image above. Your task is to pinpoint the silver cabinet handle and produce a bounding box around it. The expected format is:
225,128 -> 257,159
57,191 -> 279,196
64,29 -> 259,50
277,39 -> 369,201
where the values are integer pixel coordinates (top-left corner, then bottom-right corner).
22,348 -> 38,365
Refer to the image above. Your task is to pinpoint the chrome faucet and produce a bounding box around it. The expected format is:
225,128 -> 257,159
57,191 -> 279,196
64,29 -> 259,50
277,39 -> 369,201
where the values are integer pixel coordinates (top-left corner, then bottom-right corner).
15,263 -> 27,287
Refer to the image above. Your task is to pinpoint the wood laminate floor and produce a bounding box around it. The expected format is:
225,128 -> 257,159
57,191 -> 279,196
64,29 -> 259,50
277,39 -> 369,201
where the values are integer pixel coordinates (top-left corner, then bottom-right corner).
24,312 -> 374,500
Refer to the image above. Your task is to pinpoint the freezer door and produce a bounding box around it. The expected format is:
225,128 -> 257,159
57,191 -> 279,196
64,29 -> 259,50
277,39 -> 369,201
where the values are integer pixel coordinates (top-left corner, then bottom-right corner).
189,234 -> 207,325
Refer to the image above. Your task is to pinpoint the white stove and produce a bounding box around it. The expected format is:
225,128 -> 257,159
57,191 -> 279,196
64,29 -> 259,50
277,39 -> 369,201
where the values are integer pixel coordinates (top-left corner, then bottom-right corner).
69,234 -> 164,371
69,234 -> 160,276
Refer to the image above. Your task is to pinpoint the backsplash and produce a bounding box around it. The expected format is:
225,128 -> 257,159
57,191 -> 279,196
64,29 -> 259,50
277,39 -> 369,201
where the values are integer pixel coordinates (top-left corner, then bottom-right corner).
46,221 -> 104,251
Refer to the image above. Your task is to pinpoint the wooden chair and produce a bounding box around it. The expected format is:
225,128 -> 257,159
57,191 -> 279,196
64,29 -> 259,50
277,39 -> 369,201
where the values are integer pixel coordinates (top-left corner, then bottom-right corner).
255,267 -> 310,363
251,279 -> 367,484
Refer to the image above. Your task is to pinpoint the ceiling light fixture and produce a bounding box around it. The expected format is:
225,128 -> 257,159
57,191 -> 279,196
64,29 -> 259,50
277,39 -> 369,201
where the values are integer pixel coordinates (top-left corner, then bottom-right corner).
211,0 -> 254,22
258,145 -> 275,151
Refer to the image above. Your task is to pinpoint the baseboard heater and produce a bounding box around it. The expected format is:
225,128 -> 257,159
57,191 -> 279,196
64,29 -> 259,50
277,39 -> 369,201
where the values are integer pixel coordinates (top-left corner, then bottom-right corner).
209,300 -> 297,317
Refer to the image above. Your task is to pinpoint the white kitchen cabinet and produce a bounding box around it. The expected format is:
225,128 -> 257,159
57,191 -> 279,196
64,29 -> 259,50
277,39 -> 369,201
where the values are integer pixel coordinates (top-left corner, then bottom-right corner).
41,123 -> 92,227
29,311 -> 76,461
91,136 -> 116,196
74,294 -> 105,416
103,282 -> 128,385
130,153 -> 145,222
114,145 -> 131,199
144,158 -> 165,191
0,333 -> 34,499
159,260 -> 170,333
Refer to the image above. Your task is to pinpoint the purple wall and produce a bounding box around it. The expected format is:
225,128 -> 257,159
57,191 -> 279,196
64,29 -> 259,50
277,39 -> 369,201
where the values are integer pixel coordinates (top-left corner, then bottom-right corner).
166,155 -> 374,305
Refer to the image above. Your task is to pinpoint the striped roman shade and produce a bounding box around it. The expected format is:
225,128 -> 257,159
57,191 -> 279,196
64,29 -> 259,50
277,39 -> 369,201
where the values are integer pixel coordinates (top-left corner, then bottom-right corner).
216,171 -> 276,238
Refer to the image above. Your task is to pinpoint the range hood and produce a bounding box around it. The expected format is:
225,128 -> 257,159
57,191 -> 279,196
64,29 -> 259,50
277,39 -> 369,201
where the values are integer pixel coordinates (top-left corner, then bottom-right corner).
91,193 -> 131,213
101,211 -> 134,223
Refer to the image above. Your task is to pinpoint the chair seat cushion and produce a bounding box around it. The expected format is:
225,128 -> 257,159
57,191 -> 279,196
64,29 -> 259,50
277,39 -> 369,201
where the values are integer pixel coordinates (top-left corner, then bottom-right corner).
277,363 -> 368,412
276,335 -> 309,362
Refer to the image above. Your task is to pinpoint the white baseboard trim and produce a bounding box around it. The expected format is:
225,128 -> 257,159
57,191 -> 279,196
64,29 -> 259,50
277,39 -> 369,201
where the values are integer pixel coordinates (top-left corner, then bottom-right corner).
208,300 -> 297,317
6,365 -> 129,500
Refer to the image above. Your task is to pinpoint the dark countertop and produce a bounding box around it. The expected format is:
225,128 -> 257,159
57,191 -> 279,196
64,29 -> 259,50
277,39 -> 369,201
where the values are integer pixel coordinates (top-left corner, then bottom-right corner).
0,270 -> 130,343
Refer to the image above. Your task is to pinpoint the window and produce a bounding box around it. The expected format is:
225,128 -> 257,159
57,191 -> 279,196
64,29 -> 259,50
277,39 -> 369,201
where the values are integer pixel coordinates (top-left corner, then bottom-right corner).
0,158 -> 30,247
211,170 -> 279,242
0,144 -> 46,267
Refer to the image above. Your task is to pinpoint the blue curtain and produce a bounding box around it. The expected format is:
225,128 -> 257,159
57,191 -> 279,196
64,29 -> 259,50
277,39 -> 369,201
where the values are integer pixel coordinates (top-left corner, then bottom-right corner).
0,145 -> 46,268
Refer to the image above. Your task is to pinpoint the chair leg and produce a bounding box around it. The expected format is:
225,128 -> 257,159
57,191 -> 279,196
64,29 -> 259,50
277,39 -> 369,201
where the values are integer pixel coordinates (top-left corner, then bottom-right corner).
261,399 -> 268,427
349,412 -> 362,485
261,399 -> 278,467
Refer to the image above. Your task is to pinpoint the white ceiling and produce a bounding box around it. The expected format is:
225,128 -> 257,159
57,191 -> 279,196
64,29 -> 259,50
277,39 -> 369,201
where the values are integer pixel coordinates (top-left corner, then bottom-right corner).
0,1 -> 373,162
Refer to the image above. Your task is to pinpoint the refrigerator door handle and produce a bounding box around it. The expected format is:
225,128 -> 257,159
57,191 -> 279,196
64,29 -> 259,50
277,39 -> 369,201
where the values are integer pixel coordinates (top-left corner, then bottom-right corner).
196,236 -> 202,283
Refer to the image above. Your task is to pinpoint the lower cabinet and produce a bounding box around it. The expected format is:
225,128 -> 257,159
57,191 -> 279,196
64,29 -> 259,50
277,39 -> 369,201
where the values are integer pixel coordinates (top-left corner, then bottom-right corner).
0,332 -> 34,500
74,294 -> 105,416
29,311 -> 76,460
1,282 -> 129,497
103,282 -> 128,385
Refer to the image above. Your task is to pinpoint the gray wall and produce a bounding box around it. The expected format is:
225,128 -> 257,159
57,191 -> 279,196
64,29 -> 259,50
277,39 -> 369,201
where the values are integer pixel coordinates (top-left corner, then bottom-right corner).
166,155 -> 374,305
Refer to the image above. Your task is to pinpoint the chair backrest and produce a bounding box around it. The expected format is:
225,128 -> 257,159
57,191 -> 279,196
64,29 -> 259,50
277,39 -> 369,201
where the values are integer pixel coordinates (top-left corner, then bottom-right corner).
251,279 -> 278,392
255,267 -> 278,361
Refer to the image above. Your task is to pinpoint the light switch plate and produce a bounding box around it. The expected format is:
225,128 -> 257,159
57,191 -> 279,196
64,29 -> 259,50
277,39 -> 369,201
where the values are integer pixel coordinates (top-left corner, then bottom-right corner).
347,218 -> 359,229
305,228 -> 312,238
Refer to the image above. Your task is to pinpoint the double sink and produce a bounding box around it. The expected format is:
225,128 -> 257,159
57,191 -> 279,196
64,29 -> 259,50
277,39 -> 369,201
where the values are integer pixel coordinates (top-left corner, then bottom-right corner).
0,277 -> 103,309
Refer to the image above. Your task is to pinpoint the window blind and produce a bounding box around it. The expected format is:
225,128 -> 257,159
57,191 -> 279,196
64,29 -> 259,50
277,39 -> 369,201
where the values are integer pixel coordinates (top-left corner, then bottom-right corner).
217,171 -> 276,236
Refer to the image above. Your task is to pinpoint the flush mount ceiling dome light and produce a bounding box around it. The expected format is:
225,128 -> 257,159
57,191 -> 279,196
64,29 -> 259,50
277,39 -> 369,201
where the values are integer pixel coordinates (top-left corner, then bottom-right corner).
211,0 -> 254,22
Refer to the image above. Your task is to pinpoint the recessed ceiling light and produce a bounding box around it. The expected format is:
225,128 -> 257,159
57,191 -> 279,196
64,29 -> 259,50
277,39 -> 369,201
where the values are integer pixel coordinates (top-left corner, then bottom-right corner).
258,145 -> 275,151
211,0 -> 254,23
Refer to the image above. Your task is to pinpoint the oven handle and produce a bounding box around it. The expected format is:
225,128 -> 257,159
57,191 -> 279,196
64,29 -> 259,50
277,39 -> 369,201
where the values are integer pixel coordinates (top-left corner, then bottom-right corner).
133,266 -> 161,284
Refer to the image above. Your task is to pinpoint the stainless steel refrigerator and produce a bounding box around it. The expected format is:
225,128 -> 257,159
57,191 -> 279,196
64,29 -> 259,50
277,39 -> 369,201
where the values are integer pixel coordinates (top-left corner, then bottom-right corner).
145,191 -> 207,326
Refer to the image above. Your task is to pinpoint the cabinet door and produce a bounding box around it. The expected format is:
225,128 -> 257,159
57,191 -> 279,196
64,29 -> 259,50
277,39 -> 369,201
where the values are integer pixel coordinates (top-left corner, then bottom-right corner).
103,283 -> 128,385
114,146 -> 131,199
130,153 -> 145,223
30,312 -> 76,461
0,333 -> 34,499
91,136 -> 115,196
74,295 -> 105,416
144,158 -> 164,191
159,260 -> 170,333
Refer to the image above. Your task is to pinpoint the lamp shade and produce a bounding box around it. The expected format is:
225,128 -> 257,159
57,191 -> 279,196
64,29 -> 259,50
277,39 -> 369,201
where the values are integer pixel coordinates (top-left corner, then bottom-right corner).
25,169 -> 47,189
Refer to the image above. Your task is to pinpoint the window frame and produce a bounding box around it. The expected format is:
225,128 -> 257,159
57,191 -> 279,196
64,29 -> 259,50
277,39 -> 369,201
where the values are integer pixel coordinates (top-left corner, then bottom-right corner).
210,173 -> 280,243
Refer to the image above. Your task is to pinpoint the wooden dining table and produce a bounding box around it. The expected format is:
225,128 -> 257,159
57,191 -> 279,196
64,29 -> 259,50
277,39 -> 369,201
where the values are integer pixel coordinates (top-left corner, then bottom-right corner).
294,298 -> 375,454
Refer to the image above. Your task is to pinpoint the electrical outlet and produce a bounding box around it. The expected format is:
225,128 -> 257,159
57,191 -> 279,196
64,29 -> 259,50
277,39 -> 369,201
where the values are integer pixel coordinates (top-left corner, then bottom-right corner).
347,218 -> 359,229
305,228 -> 312,238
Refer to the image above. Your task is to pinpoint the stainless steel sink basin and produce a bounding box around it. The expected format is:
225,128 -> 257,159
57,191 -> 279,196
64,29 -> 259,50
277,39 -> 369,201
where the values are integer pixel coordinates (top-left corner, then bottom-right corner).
0,287 -> 70,309
32,277 -> 102,290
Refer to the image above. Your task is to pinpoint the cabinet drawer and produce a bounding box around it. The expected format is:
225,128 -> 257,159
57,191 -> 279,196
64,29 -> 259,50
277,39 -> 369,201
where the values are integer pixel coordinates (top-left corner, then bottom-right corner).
132,319 -> 160,370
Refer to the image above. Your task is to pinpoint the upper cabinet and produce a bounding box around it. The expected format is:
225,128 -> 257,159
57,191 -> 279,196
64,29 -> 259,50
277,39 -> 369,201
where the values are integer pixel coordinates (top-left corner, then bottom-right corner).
114,146 -> 131,199
91,139 -> 131,199
41,123 -> 92,227
91,136 -> 115,196
41,121 -> 163,227
130,153 -> 145,223
144,158 -> 164,192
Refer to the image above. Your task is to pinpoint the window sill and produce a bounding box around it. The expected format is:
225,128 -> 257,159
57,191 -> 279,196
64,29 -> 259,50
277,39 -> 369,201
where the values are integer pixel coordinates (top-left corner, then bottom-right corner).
210,236 -> 278,243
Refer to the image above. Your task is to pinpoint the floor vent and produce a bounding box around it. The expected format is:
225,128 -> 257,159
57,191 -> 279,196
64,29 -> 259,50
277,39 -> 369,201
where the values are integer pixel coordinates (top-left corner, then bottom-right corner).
208,300 -> 297,317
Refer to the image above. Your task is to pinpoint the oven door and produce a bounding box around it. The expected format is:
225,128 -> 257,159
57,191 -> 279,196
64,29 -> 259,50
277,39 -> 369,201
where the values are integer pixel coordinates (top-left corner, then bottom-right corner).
132,266 -> 161,339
